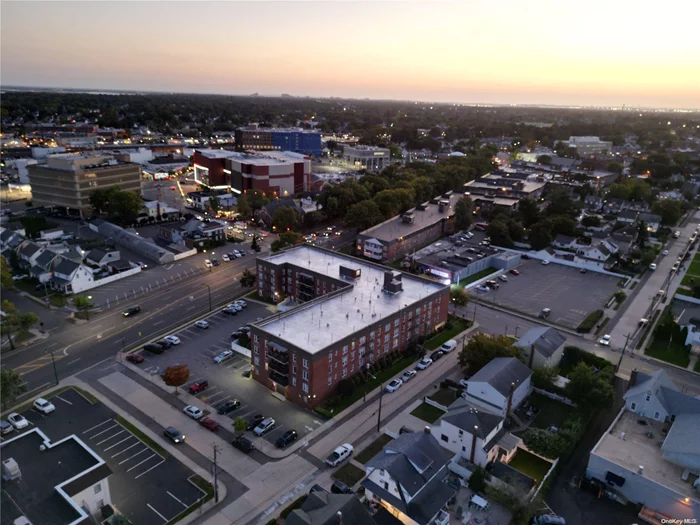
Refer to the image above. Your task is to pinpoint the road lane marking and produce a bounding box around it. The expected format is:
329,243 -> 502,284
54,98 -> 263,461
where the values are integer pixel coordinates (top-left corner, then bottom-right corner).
83,419 -> 113,434
127,453 -> 157,472
66,358 -> 81,366
146,503 -> 168,523
135,459 -> 165,479
167,490 -> 189,508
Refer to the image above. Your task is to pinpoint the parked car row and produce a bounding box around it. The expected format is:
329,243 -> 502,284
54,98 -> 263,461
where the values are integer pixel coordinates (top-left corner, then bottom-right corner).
386,340 -> 458,393
1,398 -> 56,435
142,333 -> 183,354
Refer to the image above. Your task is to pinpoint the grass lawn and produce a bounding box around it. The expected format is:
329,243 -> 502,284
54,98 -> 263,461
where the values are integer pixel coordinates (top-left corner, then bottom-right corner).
332,463 -> 366,487
508,450 -> 552,484
681,274 -> 700,288
356,434 -> 394,464
424,318 -> 472,350
453,268 -> 496,289
646,337 -> 691,368
528,393 -> 572,430
428,388 -> 460,407
245,290 -> 277,305
688,261 -> 700,276
410,402 -> 445,423
694,253 -> 700,263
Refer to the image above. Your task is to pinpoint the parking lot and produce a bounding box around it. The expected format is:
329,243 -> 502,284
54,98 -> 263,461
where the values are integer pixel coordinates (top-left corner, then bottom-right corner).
470,258 -> 621,328
133,300 -> 326,447
0,388 -> 205,525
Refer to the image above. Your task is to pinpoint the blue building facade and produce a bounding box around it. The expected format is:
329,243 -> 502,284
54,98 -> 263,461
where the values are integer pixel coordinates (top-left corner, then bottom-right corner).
236,128 -> 322,156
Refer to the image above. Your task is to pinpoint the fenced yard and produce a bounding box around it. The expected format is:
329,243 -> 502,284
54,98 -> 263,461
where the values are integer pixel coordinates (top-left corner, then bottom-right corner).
528,393 -> 572,430
507,449 -> 552,484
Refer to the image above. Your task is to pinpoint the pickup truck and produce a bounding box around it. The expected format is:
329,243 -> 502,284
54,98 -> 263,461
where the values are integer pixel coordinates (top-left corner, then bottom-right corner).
325,444 -> 353,467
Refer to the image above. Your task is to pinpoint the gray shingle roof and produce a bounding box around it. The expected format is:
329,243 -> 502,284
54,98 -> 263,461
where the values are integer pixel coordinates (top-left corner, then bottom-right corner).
86,248 -> 107,262
287,493 -> 376,525
639,213 -> 661,224
441,398 -> 503,438
515,327 -> 566,359
468,358 -> 533,397
35,250 -> 58,269
0,229 -> 14,243
625,369 -> 700,416
662,414 -> 700,457
53,258 -> 80,277
19,241 -> 41,257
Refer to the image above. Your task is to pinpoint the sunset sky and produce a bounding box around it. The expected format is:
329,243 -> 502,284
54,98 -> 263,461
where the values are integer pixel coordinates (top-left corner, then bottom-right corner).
2,1 -> 699,109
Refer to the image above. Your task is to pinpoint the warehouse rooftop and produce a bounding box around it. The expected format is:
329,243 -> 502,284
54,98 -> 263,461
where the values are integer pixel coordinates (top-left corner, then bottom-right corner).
257,245 -> 446,353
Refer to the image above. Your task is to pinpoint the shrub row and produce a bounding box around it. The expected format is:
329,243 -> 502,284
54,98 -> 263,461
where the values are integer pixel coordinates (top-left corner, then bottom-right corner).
576,310 -> 604,333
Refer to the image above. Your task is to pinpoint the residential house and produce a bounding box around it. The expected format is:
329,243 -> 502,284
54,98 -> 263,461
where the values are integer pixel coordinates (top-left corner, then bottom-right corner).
255,198 -> 305,228
39,228 -> 64,241
584,195 -> 604,211
616,210 -> 639,225
586,369 -> 700,522
85,248 -> 121,267
142,201 -> 179,220
638,213 -> 661,233
197,221 -> 226,242
29,249 -> 59,283
362,429 -> 456,525
50,257 -> 94,294
601,198 -> 630,214
430,399 -> 520,467
553,235 -> 577,250
286,492 -> 384,525
658,190 -> 684,201
577,243 -> 611,263
672,298 -> 700,351
461,358 -> 533,417
18,240 -> 43,266
514,327 -> 567,369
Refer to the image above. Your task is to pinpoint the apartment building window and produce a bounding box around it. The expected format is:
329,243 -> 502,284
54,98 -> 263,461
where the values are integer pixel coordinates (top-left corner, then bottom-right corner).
394,319 -> 400,327
302,383 -> 309,393
416,307 -> 421,315
253,334 -> 259,342
342,357 -> 348,366
384,334 -> 390,342
292,377 -> 297,386
370,331 -> 375,340
351,365 -> 355,373
328,366 -> 332,374
359,358 -> 365,367
360,336 -> 366,345
393,329 -> 399,338
393,338 -> 399,348
293,365 -> 297,374
303,370 -> 309,380
328,377 -> 332,386
408,311 -> 413,319
385,323 -> 390,332
342,345 -> 348,355
254,357 -> 260,366
94,484 -> 102,494
342,368 -> 347,378
303,359 -> 309,369
436,306 -> 440,314
329,353 -> 332,362
384,344 -> 390,353
359,347 -> 365,356
254,345 -> 259,355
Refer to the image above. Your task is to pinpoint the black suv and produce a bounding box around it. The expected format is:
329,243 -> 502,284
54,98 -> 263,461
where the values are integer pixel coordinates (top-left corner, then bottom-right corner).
275,429 -> 298,449
331,480 -> 353,494
143,343 -> 164,354
247,414 -> 265,430
156,338 -> 173,349
163,427 -> 185,444
217,400 -> 241,415
123,306 -> 142,317
430,350 -> 444,361
231,436 -> 254,454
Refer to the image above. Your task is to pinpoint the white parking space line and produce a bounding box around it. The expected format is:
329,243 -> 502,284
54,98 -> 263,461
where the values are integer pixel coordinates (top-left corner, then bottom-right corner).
134,459 -> 165,479
167,490 -> 189,508
87,423 -> 119,439
240,409 -> 255,419
182,377 -> 204,387
112,441 -> 141,458
118,447 -> 149,465
127,453 -> 157,472
103,436 -> 134,451
83,419 -> 114,434
213,395 -> 232,406
96,430 -> 125,446
204,391 -> 227,402
147,503 -> 168,523
53,394 -> 74,406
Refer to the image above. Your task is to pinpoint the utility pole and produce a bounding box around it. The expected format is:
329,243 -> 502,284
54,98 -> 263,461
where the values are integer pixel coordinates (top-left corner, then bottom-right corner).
203,284 -> 212,312
616,333 -> 631,372
211,444 -> 221,503
46,347 -> 59,385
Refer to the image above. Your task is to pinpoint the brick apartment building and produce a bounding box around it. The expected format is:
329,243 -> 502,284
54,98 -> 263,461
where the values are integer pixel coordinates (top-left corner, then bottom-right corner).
356,192 -> 459,263
251,245 -> 449,407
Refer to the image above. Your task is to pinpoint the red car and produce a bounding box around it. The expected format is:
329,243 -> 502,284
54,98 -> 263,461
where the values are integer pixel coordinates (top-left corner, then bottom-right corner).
509,269 -> 520,276
126,354 -> 144,364
188,380 -> 209,394
170,186 -> 176,190
199,417 -> 220,431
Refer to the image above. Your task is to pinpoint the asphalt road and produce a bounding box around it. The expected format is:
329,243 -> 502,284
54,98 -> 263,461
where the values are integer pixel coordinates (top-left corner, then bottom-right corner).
3,258 -> 257,400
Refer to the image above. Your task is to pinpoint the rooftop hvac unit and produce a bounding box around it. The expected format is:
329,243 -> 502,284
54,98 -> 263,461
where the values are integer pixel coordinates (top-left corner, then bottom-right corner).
401,212 -> 415,224
383,270 -> 403,294
2,458 -> 21,481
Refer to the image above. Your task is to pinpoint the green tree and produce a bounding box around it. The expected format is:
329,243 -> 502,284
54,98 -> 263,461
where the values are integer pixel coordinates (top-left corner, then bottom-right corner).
637,220 -> 649,249
236,195 -> 252,219
528,221 -> 553,250
326,140 -> 338,154
344,200 -> 385,231
240,268 -> 256,288
271,207 -> 301,232
458,334 -> 518,376
652,199 -> 682,226
536,155 -> 552,165
468,465 -> 486,491
450,288 -> 469,307
518,197 -> 540,227
1,368 -> 27,409
546,188 -> 581,218
271,232 -> 303,252
108,189 -> 142,225
531,366 -> 560,390
486,220 -> 513,247
0,256 -> 12,288
606,161 -> 623,175
88,188 -> 112,214
0,300 -> 39,350
162,364 -> 190,394
208,195 -> 220,213
565,362 -> 615,411
388,143 -> 403,160
454,195 -> 473,230
581,216 -> 601,228
233,416 -> 248,437
72,295 -> 95,320
373,189 -> 414,219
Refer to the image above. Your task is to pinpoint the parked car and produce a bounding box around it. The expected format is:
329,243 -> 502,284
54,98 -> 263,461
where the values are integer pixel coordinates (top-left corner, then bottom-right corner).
33,398 -> 55,415
195,320 -> 209,329
541,260 -> 550,265
163,335 -> 181,345
639,318 -> 649,327
156,338 -> 173,349
231,436 -> 254,453
276,429 -> 298,448
498,274 -> 508,282
416,358 -> 433,370
122,306 -> 142,317
204,260 -> 213,268
126,354 -> 144,364
222,254 -> 231,262
580,268 -> 588,274
199,417 -> 220,431
674,231 -> 681,238
509,269 -> 520,275
247,414 -> 265,430
331,480 -> 354,494
143,343 -> 164,354
430,350 -> 444,361
539,308 -> 551,319
214,350 -> 234,363
7,413 -> 28,430
662,250 -> 669,256
217,399 -> 241,414
325,444 -> 353,466
211,259 -> 220,267
188,380 -> 209,394
385,378 -> 403,392
163,426 -> 185,443
521,254 -> 531,260
183,406 -> 204,419
440,340 -> 457,353
0,420 -> 14,435
599,335 -> 611,346
485,280 -> 499,289
253,418 -> 276,436
235,300 -> 248,308
649,263 -> 657,271
401,370 -> 417,382
223,306 -> 239,316
475,285 -> 490,293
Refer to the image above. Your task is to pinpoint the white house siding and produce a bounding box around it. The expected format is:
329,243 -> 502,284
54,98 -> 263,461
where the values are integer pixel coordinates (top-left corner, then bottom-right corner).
519,346 -> 564,369
431,420 -> 504,466
71,478 -> 112,518
463,383 -> 506,415
586,453 -> 699,521
625,393 -> 669,421
512,376 -> 532,411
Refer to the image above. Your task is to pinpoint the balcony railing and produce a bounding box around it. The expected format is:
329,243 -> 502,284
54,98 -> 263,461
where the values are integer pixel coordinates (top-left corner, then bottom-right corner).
269,370 -> 289,387
268,359 -> 289,376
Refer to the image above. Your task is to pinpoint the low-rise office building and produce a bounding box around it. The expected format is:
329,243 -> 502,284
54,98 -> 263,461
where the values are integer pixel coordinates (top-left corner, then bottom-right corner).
357,193 -> 459,264
561,136 -> 613,157
235,126 -> 322,156
340,145 -> 390,171
252,245 -> 448,407
27,153 -> 142,217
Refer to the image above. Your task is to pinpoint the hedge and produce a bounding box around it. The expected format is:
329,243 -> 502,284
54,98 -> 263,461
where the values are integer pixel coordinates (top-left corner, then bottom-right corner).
576,310 -> 604,333
559,346 -> 612,376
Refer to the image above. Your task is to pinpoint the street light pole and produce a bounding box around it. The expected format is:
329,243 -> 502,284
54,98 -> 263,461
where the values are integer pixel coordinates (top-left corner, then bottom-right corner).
203,284 -> 212,312
616,333 -> 631,372
46,347 -> 59,385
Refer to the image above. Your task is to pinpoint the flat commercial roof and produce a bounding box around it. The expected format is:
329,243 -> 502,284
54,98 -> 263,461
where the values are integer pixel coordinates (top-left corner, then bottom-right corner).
360,194 -> 459,244
258,246 -> 446,353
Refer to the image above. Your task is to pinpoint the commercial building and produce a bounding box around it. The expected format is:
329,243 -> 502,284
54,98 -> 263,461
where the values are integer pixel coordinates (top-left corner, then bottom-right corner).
235,126 -> 322,156
252,245 -> 448,407
0,428 -> 113,525
27,153 -> 142,217
193,149 -> 311,195
357,192 -> 460,264
586,369 -> 700,523
561,136 -> 613,157
340,145 -> 390,171
463,170 -> 546,215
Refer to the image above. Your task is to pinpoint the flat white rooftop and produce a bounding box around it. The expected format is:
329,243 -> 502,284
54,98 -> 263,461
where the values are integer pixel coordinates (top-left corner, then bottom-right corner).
258,246 -> 446,353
